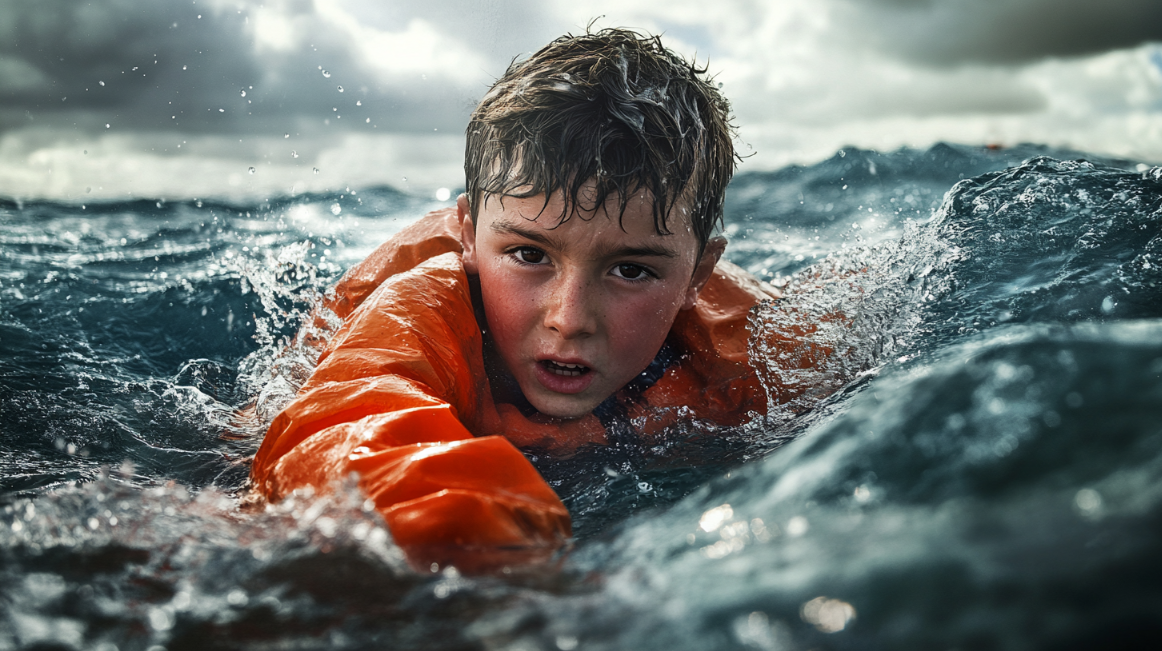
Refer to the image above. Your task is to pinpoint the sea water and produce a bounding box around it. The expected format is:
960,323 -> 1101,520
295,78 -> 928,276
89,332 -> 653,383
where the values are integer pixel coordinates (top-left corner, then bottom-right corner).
1,144 -> 1160,650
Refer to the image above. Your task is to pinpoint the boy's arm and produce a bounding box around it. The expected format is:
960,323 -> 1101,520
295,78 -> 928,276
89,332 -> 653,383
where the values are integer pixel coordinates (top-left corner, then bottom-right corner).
251,251 -> 570,571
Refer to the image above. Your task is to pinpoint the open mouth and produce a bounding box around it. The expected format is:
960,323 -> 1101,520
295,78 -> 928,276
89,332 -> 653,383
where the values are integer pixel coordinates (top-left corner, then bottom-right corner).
540,360 -> 591,377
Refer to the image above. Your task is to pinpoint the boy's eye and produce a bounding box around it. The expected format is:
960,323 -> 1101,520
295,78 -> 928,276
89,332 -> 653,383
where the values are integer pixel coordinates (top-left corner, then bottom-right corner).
514,247 -> 546,264
612,263 -> 650,280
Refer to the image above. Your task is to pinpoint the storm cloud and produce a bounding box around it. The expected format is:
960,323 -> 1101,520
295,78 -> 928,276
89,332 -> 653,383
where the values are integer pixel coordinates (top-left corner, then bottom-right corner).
0,0 -> 556,136
842,0 -> 1162,66
5,0 -> 1158,137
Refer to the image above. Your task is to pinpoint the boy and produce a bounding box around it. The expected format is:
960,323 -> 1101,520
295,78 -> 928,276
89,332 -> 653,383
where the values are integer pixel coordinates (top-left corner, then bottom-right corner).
249,28 -> 780,571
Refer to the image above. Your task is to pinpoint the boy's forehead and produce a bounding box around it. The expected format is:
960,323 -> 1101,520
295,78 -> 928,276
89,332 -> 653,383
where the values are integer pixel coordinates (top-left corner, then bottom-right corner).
478,186 -> 696,237
478,191 -> 699,259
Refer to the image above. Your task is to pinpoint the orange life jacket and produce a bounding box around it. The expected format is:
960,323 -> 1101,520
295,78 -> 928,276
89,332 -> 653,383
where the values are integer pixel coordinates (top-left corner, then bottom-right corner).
249,207 -> 781,571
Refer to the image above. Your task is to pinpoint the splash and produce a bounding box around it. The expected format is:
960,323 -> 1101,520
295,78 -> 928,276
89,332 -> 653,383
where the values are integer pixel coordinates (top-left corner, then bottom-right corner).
746,155 -> 1162,438
232,240 -> 340,433
746,212 -> 960,431
1,467 -> 410,651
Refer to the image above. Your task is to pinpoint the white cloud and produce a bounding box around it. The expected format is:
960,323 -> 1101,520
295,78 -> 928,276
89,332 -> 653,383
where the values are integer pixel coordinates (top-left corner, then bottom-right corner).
0,129 -> 465,202
313,5 -> 488,85
251,5 -> 304,53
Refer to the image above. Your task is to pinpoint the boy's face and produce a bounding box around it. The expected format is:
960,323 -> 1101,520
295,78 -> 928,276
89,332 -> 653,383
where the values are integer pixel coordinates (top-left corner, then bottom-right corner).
459,183 -> 723,420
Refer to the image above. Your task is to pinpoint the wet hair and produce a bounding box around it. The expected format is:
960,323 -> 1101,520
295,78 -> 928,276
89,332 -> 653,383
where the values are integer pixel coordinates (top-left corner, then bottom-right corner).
464,27 -> 738,251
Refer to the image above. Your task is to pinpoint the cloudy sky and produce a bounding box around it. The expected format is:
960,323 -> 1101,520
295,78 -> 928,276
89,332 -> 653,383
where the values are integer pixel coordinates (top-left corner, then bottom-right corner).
2,0 -> 1161,201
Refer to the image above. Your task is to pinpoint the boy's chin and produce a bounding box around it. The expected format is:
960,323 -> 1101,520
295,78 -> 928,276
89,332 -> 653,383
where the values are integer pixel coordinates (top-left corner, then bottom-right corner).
524,392 -> 602,422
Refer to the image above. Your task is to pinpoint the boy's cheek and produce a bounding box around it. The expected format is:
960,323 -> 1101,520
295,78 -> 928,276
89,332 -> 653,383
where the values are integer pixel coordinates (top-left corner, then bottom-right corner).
480,275 -> 533,321
478,275 -> 538,350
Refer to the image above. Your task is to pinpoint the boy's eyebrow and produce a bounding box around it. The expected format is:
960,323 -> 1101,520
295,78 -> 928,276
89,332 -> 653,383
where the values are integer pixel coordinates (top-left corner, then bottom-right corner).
597,242 -> 678,259
489,221 -> 679,259
491,221 -> 558,247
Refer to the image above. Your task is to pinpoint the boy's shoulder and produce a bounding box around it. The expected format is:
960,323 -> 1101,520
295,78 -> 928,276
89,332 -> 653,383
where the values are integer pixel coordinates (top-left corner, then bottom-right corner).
326,208 -> 462,319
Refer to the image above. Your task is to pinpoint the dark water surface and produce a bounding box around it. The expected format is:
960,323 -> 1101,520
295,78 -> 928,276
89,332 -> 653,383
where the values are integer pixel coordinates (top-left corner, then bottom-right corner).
2,144 -> 1161,650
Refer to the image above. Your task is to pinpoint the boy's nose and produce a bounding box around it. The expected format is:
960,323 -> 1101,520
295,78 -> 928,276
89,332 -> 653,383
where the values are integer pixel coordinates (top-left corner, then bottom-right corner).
542,272 -> 598,338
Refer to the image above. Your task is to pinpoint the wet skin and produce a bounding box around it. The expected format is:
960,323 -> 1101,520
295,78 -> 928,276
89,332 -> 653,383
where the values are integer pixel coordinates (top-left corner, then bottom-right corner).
458,186 -> 724,419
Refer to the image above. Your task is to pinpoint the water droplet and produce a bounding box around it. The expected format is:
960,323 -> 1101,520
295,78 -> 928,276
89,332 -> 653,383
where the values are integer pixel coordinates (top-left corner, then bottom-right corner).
337,85 -> 344,92
699,504 -> 732,532
313,167 -> 319,175
786,516 -> 809,537
801,597 -> 856,633
218,108 -> 225,113
435,188 -> 451,201
853,485 -> 871,503
182,65 -> 187,70
356,100 -> 362,106
330,203 -> 342,215
1075,488 -> 1103,516
149,607 -> 174,631
284,133 -> 290,139
322,69 -> 331,78
105,123 -> 110,129
240,89 -> 246,97
99,80 -> 105,86
248,167 -> 255,174
291,150 -> 298,158
227,589 -> 248,606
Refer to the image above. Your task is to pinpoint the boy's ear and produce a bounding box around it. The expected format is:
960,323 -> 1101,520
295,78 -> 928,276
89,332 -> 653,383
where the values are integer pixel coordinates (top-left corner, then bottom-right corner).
681,236 -> 726,310
457,193 -> 479,274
